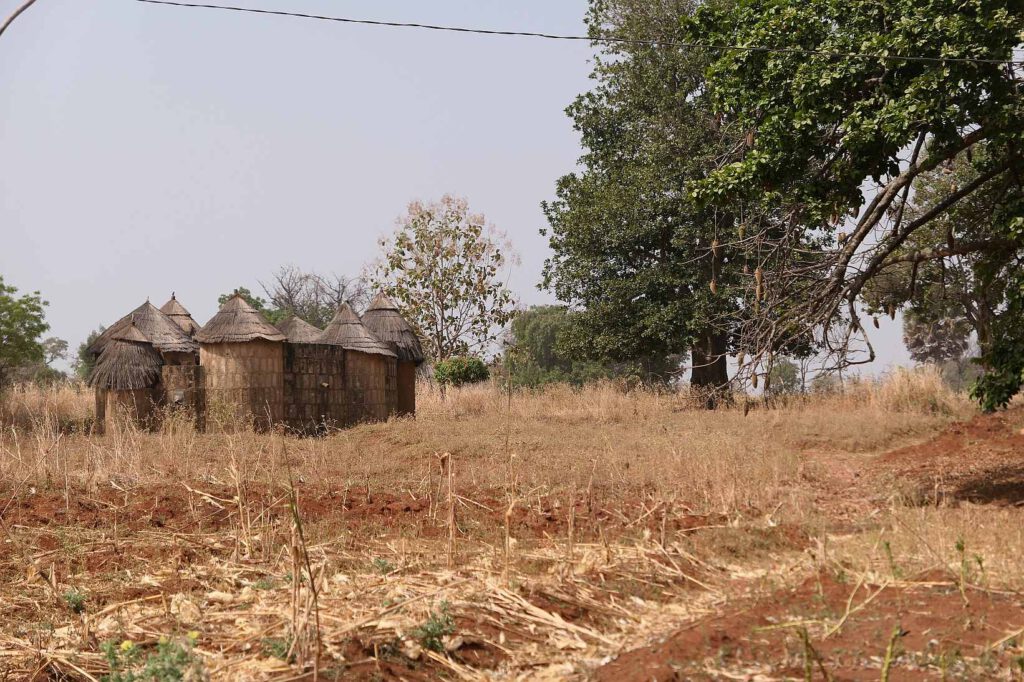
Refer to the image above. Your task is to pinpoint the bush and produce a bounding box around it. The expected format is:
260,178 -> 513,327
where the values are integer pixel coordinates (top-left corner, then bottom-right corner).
102,635 -> 206,682
410,602 -> 455,652
433,356 -> 489,387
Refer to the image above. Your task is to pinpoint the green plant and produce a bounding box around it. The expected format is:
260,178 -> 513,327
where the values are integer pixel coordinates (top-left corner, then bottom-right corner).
883,541 -> 903,580
371,557 -> 395,575
0,276 -> 50,389
102,635 -> 205,682
690,0 -> 1024,410
410,602 -> 455,653
252,576 -> 278,590
433,356 -> 489,387
261,636 -> 293,662
63,588 -> 86,614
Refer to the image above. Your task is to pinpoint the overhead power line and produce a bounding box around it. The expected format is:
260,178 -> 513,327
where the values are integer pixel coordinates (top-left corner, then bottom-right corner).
136,0 -> 1024,67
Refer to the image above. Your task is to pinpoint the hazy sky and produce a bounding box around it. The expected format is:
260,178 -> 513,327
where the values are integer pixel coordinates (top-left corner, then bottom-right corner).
0,0 -> 911,373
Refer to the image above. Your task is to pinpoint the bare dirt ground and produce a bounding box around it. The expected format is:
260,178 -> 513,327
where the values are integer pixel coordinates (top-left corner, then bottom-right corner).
598,408 -> 1024,681
2,380 -> 1023,680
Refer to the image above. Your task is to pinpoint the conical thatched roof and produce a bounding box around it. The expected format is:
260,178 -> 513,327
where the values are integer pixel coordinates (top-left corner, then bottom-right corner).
88,301 -> 198,356
88,324 -> 164,390
361,293 -> 425,364
276,315 -> 322,344
160,293 -> 200,336
196,294 -> 286,344
318,303 -> 397,357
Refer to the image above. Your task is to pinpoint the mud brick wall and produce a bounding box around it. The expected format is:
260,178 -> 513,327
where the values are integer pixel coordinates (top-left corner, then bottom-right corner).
104,388 -> 160,432
283,343 -> 347,433
345,352 -> 398,425
200,340 -> 284,430
162,364 -> 206,431
161,351 -> 199,367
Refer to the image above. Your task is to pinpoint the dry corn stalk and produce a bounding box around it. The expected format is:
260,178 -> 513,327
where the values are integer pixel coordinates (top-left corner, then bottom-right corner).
444,453 -> 456,569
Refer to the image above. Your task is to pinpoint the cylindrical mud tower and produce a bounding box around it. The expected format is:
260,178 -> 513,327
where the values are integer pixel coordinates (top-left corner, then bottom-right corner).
360,293 -> 424,417
196,294 -> 286,431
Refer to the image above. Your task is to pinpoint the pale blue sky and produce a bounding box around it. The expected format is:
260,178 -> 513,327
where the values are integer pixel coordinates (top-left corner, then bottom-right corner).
0,0 -> 910,372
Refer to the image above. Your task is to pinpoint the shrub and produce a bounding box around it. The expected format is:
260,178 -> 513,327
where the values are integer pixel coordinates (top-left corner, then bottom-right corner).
63,588 -> 87,614
101,635 -> 206,682
433,356 -> 489,387
410,602 -> 455,652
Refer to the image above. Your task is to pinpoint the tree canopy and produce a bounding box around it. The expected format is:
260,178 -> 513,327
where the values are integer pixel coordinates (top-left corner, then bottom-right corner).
505,306 -> 613,388
543,0 -> 743,395
689,0 -> 1024,409
371,195 -> 516,362
0,276 -> 50,389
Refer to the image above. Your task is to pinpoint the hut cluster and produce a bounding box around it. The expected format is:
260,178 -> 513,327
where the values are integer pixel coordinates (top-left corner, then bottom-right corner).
87,292 -> 424,433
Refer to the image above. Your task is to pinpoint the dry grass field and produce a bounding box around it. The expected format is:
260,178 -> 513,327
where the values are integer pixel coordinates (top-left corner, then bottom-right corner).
2,369 -> 1023,680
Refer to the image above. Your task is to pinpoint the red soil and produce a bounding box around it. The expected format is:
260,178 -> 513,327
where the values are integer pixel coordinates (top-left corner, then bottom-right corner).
596,408 -> 1024,680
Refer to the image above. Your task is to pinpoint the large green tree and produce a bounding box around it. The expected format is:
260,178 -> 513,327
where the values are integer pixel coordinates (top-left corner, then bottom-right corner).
543,0 -> 744,398
505,306 -> 613,387
690,0 -> 1024,409
0,276 -> 50,389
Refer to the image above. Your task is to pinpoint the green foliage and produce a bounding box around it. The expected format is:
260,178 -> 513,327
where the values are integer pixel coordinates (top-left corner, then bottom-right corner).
371,195 -> 515,361
371,557 -> 395,575
260,636 -> 293,662
434,356 -> 489,387
63,588 -> 86,614
691,0 -> 1024,408
252,576 -> 278,591
410,602 -> 455,653
972,267 -> 1024,411
74,327 -> 104,380
767,359 -> 801,395
542,0 -> 739,391
505,306 -> 612,387
0,276 -> 50,389
218,287 -> 286,324
101,636 -> 205,682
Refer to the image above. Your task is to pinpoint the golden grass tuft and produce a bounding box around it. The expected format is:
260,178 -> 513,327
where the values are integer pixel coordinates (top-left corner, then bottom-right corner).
0,368 -> 972,519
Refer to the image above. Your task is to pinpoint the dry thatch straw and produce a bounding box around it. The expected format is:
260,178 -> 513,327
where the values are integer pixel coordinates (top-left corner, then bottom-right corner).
276,315 -> 322,344
89,301 -> 198,356
318,303 -> 396,357
361,292 -> 425,364
196,294 -> 287,344
87,324 -> 164,390
159,293 -> 201,336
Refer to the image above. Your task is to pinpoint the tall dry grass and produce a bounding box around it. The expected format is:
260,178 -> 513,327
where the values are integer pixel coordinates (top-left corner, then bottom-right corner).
0,367 -> 973,518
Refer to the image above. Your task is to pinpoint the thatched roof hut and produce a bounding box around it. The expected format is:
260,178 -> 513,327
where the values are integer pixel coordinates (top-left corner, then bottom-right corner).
88,324 -> 163,390
360,293 -> 425,365
89,301 -> 198,357
317,304 -> 397,357
197,294 -> 286,430
160,294 -> 200,336
196,294 -> 286,343
276,315 -> 322,344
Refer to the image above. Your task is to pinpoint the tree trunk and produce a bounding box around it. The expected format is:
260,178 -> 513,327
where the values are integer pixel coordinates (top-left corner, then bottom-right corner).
690,330 -> 729,409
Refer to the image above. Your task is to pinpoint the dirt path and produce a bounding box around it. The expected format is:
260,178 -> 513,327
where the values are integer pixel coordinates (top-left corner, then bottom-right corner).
594,409 -> 1024,681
